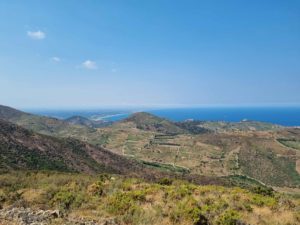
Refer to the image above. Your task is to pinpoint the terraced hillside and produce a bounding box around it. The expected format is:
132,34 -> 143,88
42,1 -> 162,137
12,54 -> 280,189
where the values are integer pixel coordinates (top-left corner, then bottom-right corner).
97,114 -> 300,188
1,105 -> 299,189
188,120 -> 283,132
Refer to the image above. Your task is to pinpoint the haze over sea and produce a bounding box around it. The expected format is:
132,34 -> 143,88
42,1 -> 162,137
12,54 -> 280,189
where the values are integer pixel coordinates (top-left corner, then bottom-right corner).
30,106 -> 300,127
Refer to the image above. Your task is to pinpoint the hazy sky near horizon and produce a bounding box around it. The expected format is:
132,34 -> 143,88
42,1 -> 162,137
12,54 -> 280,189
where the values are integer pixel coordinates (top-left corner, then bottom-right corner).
0,0 -> 299,108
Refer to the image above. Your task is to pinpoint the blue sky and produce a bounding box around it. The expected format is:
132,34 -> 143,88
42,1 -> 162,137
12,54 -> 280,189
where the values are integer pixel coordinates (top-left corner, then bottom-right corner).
0,0 -> 299,109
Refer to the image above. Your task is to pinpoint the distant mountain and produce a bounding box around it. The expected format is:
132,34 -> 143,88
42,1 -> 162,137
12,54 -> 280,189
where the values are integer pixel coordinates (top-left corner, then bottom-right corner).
0,104 -> 97,137
0,104 -> 30,120
122,112 -> 186,134
65,115 -> 112,128
0,105 -> 282,138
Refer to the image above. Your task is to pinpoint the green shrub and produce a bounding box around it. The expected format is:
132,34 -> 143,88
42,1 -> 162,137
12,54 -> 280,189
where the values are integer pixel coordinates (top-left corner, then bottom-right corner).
200,198 -> 229,216
73,193 -> 86,208
243,203 -> 253,212
294,211 -> 300,222
98,173 -> 111,182
250,194 -> 277,207
51,190 -> 75,210
0,190 -> 6,203
216,209 -> 241,225
129,190 -> 147,201
251,186 -> 274,197
166,184 -> 192,200
122,206 -> 145,225
170,197 -> 204,224
7,191 -> 23,203
87,181 -> 103,196
106,191 -> 137,215
158,177 -> 173,186
121,179 -> 134,191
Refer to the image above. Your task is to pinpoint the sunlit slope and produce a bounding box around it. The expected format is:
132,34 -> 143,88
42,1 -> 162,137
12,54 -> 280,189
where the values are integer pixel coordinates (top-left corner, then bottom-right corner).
99,113 -> 300,187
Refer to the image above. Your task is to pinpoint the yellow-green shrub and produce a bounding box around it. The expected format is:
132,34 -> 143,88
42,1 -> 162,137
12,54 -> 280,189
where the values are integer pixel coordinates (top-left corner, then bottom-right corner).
87,181 -> 103,196
106,191 -> 138,215
215,209 -> 241,225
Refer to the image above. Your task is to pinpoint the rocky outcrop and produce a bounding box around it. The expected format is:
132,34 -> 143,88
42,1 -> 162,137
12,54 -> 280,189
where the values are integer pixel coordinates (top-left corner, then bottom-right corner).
0,207 -> 60,225
0,207 -> 117,225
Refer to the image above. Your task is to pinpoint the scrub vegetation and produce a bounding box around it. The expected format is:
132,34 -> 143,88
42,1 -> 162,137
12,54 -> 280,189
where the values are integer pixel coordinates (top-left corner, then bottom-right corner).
0,171 -> 299,225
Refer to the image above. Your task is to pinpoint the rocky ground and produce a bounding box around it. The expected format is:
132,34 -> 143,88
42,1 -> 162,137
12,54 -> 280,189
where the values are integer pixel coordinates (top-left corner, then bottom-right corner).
0,207 -> 117,225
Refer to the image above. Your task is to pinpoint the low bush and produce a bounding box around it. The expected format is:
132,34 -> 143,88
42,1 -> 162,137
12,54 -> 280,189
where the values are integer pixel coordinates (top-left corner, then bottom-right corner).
251,186 -> 274,197
51,190 -> 76,210
216,209 -> 241,225
158,177 -> 173,185
106,191 -> 138,215
87,181 -> 103,196
170,197 -> 203,224
165,184 -> 192,200
250,194 -> 277,207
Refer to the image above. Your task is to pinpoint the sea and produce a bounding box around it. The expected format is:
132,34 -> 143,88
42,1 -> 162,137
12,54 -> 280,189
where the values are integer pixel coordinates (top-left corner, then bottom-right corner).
29,106 -> 300,127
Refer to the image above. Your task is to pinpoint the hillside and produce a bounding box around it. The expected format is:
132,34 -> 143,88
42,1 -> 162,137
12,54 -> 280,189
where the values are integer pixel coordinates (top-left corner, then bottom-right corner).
197,120 -> 282,132
0,105 -> 102,139
0,119 -> 149,175
0,105 -> 122,147
123,112 -> 186,134
99,117 -> 300,188
174,120 -> 282,134
0,105 -> 30,120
